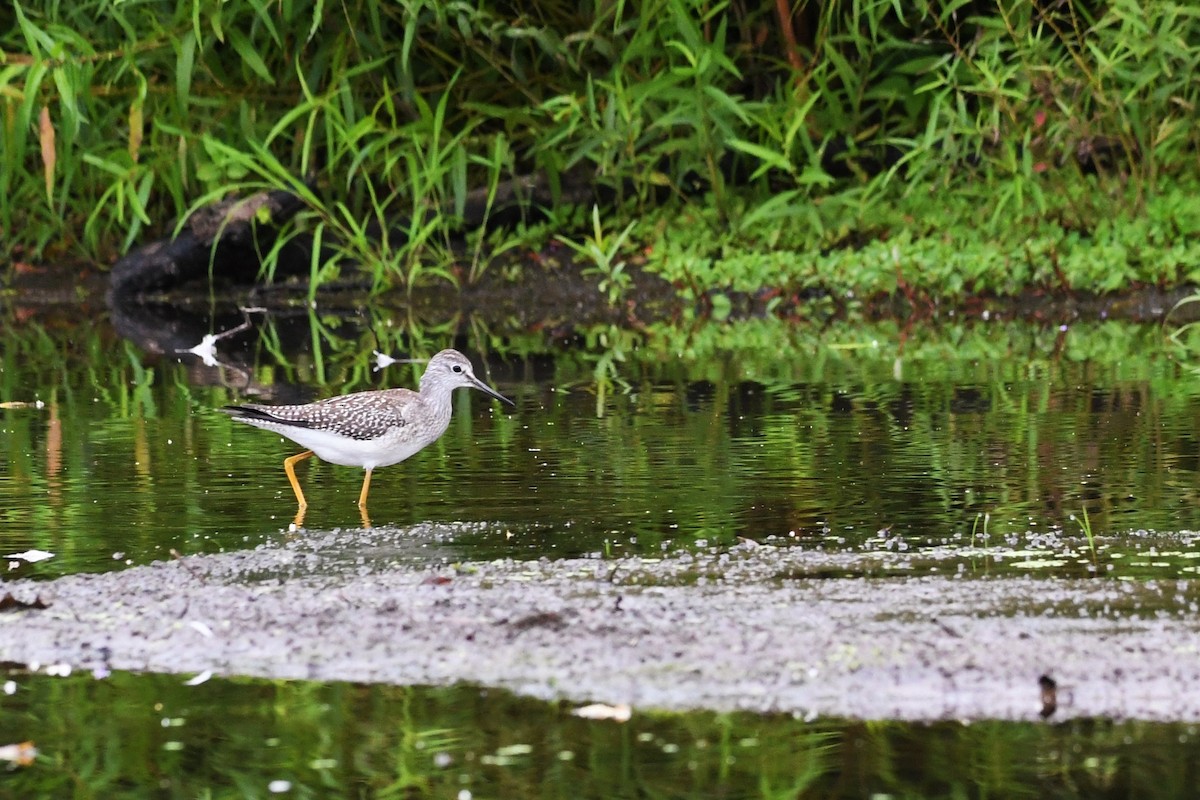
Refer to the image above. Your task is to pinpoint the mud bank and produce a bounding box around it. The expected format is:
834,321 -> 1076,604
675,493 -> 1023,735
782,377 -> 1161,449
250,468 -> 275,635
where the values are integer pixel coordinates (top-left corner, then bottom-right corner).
3,525 -> 1199,722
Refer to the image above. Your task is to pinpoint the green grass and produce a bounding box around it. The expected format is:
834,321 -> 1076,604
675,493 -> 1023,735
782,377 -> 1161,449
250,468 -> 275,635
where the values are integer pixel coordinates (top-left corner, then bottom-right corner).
4,0 -> 1200,299
1071,507 -> 1099,569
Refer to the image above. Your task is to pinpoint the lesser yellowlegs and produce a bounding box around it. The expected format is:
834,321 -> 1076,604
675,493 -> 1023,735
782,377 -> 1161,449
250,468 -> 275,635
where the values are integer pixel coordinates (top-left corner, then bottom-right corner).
222,349 -> 511,522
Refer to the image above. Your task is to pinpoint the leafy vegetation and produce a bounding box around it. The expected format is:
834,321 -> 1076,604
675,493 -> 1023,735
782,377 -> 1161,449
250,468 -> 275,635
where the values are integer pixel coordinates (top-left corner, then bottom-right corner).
3,0 -> 1200,299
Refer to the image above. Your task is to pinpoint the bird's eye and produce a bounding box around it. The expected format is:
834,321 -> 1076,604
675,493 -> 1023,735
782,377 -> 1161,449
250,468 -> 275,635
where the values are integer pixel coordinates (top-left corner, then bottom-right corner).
452,365 -> 463,373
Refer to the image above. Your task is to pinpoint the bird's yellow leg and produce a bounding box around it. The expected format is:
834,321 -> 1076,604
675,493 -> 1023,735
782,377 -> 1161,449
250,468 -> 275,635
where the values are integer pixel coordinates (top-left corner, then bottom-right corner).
284,450 -> 314,508
357,468 -> 373,509
357,468 -> 374,528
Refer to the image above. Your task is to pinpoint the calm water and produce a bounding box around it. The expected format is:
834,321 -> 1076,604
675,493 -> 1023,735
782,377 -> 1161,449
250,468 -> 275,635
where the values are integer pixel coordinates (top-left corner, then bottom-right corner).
3,311 -> 1199,579
5,306 -> 1200,795
3,671 -> 1199,799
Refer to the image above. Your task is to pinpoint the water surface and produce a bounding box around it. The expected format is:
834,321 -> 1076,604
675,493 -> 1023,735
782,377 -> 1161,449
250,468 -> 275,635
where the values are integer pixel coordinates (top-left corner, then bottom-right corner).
5,307 -> 1200,797
3,671 -> 1198,799
2,313 -> 1198,580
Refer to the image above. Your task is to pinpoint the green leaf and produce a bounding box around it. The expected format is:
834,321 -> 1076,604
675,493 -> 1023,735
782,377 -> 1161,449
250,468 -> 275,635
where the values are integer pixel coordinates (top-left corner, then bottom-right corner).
727,138 -> 792,178
709,292 -> 732,321
13,2 -> 56,57
176,30 -> 196,110
227,28 -> 275,83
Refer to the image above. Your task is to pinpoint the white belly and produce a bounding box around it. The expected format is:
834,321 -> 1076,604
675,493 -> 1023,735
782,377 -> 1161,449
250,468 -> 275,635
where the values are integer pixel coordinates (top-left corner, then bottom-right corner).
246,420 -> 445,470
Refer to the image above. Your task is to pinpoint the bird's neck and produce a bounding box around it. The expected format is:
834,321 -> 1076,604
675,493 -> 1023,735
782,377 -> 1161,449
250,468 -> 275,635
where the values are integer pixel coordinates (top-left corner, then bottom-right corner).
420,384 -> 457,425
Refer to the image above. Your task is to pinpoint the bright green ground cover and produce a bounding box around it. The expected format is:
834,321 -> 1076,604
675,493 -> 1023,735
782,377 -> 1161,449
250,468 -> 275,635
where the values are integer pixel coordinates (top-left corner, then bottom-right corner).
645,176 -> 1200,301
3,0 -> 1199,300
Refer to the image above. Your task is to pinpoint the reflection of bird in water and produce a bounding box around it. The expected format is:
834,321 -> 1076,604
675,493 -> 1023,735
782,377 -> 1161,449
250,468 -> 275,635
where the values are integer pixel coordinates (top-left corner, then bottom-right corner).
222,349 -> 511,526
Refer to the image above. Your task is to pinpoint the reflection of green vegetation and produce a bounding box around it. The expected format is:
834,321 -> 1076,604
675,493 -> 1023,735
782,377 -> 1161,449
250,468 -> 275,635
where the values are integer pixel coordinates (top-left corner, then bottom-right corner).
3,314 -> 1200,578
3,671 -> 1199,797
1165,295 -> 1200,374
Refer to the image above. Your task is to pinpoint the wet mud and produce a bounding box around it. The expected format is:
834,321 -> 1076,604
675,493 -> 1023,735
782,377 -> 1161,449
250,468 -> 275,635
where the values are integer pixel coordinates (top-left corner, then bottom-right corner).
3,525 -> 1199,723
8,257 -> 1200,329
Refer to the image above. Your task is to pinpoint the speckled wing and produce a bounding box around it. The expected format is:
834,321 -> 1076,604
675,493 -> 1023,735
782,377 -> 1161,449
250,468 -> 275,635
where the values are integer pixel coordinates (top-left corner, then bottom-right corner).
225,389 -> 418,441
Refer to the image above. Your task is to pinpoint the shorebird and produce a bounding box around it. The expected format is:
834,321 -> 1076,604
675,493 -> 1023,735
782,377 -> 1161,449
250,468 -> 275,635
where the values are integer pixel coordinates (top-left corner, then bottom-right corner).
222,349 -> 511,523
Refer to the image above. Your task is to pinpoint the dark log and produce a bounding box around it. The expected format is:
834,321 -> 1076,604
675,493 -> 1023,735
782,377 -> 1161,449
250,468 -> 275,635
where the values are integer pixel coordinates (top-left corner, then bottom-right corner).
105,167 -> 604,305
106,188 -> 311,303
